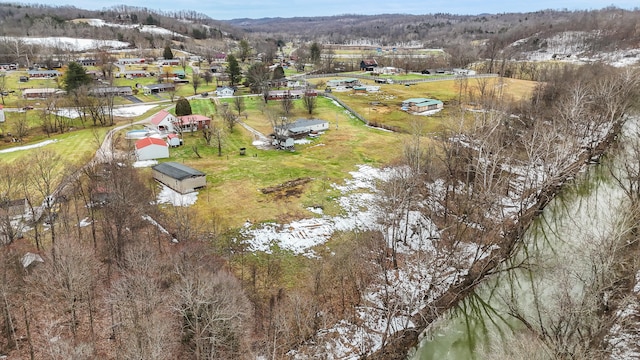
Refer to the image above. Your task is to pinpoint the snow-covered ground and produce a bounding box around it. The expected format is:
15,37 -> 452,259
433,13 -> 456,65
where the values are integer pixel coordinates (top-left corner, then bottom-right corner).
56,104 -> 158,119
0,139 -> 58,154
0,36 -> 129,51
155,183 -> 198,207
78,19 -> 185,38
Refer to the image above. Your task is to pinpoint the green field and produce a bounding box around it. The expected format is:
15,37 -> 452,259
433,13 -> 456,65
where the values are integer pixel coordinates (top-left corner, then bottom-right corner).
0,74 -> 537,229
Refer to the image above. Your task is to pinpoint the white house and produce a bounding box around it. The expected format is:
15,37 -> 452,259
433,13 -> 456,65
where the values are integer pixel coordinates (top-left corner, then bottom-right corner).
134,136 -> 169,161
149,110 -> 178,133
215,86 -> 235,97
276,118 -> 329,137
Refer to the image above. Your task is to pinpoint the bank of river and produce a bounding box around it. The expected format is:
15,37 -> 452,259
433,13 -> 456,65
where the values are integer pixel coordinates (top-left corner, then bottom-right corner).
412,135 -> 631,359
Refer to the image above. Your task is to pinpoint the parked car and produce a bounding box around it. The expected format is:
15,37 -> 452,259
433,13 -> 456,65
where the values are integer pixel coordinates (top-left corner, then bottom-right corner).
22,105 -> 34,110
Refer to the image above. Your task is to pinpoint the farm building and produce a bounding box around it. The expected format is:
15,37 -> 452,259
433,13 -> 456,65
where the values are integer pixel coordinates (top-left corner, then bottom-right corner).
401,98 -> 444,113
167,133 -> 182,147
276,118 -> 329,137
353,86 -> 367,94
89,86 -> 133,97
143,83 -> 175,95
326,78 -> 359,88
22,88 -> 66,99
149,110 -> 178,133
360,59 -> 378,71
215,86 -> 235,97
27,70 -> 61,78
134,136 -> 169,161
152,162 -> 206,194
176,114 -> 211,132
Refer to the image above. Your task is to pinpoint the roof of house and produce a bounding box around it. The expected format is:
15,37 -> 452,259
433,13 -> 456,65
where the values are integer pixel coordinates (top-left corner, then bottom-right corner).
152,162 -> 205,180
135,136 -> 167,150
216,86 -> 234,92
150,110 -> 174,125
22,88 -> 61,95
177,114 -> 211,125
279,119 -> 328,133
361,59 -> 378,66
167,133 -> 179,139
144,83 -> 175,90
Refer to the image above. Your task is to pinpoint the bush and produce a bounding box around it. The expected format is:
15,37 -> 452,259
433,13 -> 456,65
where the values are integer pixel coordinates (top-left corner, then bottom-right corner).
175,97 -> 192,116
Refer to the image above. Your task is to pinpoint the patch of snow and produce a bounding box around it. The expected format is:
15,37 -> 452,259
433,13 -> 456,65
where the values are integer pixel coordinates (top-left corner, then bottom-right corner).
79,217 -> 92,227
307,207 -> 324,215
113,104 -> 158,117
132,160 -> 158,168
294,139 -> 312,145
0,139 -> 58,154
155,183 -> 198,207
0,36 -> 129,51
21,252 -> 44,268
79,19 -> 185,38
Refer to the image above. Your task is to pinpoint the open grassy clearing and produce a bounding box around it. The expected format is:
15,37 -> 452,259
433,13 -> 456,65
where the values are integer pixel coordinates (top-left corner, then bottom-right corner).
153,96 -> 404,227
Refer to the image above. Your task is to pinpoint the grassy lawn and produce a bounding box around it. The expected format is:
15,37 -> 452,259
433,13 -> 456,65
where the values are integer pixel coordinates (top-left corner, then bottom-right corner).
150,96 -> 405,228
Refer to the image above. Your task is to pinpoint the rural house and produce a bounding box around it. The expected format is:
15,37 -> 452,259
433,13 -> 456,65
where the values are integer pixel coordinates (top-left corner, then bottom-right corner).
360,59 -> 378,71
119,70 -> 149,78
143,83 -> 175,95
117,58 -> 146,65
134,136 -> 169,161
275,118 -> 329,138
176,114 -> 211,132
22,88 -> 66,99
89,86 -> 133,97
326,78 -> 359,88
27,70 -> 61,78
215,86 -> 235,97
152,162 -> 206,194
150,110 -> 178,133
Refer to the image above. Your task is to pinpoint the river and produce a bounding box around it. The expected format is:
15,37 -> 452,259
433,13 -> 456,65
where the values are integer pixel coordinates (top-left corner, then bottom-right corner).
412,123 -> 636,359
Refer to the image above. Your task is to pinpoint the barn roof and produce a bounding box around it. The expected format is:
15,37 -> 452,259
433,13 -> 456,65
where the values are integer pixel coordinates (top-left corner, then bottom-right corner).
152,162 -> 205,180
135,137 -> 167,149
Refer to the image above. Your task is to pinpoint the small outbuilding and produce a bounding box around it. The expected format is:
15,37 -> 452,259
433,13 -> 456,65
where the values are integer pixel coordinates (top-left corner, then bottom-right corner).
134,136 -> 169,161
152,162 -> 206,194
167,133 -> 182,147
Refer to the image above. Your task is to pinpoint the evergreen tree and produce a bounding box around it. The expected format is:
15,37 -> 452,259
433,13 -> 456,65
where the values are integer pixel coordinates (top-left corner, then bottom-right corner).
175,97 -> 192,116
310,42 -> 322,64
226,54 -> 241,86
272,65 -> 285,80
63,61 -> 92,93
163,46 -> 174,60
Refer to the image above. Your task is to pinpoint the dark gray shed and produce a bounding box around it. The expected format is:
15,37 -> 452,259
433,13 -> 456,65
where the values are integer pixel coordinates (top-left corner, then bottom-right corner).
152,162 -> 206,194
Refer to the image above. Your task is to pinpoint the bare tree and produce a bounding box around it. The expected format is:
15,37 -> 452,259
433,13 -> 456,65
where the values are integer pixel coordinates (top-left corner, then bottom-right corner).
173,250 -> 251,360
191,72 -> 201,95
233,96 -> 245,116
280,93 -> 294,116
302,91 -> 317,115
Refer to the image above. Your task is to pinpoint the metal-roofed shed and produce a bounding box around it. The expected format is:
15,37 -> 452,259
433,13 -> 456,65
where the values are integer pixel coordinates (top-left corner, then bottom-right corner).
152,162 -> 206,194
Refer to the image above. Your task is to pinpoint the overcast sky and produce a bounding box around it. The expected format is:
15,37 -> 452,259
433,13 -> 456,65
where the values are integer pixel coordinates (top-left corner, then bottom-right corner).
27,0 -> 640,20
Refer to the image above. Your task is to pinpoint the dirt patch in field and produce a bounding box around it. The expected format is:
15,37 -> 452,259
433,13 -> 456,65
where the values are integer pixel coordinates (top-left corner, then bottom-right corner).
260,177 -> 313,200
